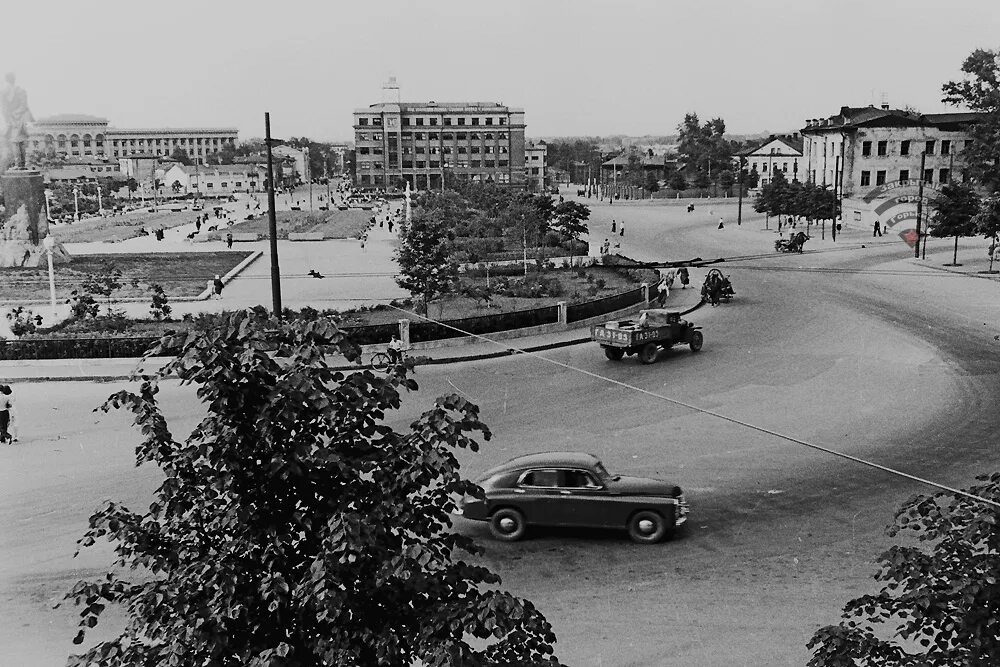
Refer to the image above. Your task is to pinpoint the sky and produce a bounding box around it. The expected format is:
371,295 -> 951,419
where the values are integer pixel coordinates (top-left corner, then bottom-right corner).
2,0 -> 998,143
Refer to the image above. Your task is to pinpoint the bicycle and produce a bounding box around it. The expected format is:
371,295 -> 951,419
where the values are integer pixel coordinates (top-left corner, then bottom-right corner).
370,351 -> 393,370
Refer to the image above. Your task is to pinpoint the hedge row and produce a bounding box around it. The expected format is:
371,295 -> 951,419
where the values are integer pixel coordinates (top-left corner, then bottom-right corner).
3,286 -> 643,360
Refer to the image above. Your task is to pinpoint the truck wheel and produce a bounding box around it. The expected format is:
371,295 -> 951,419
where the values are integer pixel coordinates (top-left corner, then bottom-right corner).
628,510 -> 668,544
603,346 -> 625,361
489,508 -> 527,542
638,343 -> 658,364
689,331 -> 704,352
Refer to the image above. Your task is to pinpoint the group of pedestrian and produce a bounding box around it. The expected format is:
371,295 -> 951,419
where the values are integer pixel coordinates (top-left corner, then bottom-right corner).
655,267 -> 690,306
0,384 -> 17,444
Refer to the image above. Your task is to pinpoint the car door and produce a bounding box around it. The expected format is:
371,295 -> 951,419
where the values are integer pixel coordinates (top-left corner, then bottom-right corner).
548,469 -> 610,527
515,469 -> 563,524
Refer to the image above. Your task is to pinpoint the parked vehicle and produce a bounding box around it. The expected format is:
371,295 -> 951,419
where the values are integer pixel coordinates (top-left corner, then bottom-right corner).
459,452 -> 689,544
591,309 -> 703,364
775,231 -> 809,253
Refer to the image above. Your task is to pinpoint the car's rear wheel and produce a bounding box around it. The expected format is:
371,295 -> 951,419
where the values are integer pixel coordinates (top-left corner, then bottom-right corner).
689,330 -> 704,352
638,343 -> 658,364
628,510 -> 668,544
604,346 -> 625,361
489,508 -> 527,542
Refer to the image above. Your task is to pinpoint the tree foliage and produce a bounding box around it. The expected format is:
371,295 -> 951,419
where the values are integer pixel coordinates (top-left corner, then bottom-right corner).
677,113 -> 737,183
808,473 -> 1000,666
942,48 -> 1000,193
169,147 -> 192,166
64,311 -> 560,666
395,209 -> 461,313
930,182 -> 982,264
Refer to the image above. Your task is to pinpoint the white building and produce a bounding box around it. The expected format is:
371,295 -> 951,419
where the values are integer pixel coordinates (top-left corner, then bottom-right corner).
525,141 -> 547,191
738,134 -> 804,186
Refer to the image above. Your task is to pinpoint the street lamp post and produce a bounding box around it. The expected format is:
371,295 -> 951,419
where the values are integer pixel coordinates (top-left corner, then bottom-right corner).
72,186 -> 80,222
43,235 -> 57,320
264,112 -> 283,317
97,182 -> 104,216
44,189 -> 53,222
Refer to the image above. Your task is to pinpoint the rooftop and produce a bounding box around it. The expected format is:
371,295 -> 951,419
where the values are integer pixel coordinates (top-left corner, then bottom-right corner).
106,127 -> 239,135
357,101 -> 523,114
739,134 -> 804,156
35,113 -> 109,125
482,451 -> 602,477
802,106 -> 985,133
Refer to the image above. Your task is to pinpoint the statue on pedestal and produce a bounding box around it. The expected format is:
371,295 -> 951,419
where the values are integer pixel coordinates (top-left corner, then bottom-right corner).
2,72 -> 33,172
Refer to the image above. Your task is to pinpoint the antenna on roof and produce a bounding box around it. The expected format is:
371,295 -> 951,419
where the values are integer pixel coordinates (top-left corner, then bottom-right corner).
382,76 -> 400,103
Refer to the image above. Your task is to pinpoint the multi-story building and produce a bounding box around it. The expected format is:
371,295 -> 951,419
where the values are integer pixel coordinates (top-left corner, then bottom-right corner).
800,104 -> 983,234
29,114 -> 237,162
353,100 -> 526,190
524,141 -> 547,191
738,134 -> 804,186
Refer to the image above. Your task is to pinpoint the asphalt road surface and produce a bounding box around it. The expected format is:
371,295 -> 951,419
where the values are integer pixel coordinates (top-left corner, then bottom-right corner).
2,200 -> 998,665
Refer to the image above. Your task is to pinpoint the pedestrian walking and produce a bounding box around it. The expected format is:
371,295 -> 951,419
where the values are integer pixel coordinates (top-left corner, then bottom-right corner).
212,274 -> 224,299
226,232 -> 234,249
718,217 -> 725,229
873,220 -> 882,237
0,385 -> 14,444
678,266 -> 690,289
619,224 -> 625,237
611,219 -> 616,233
656,279 -> 669,306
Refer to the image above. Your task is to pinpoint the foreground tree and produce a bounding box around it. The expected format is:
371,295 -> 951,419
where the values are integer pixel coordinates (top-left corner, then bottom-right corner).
395,209 -> 461,315
64,311 -> 560,666
929,182 -> 981,265
808,473 -> 1000,666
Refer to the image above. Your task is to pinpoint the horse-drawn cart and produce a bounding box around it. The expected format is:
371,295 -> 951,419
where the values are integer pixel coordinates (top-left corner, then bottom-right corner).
591,310 -> 703,364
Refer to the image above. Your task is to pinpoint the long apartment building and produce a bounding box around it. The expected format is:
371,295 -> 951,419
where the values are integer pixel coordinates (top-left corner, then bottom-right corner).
353,101 -> 526,190
29,114 -> 238,162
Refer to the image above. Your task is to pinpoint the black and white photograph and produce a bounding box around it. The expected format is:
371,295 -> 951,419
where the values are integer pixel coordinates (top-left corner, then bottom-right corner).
2,1 -> 1000,664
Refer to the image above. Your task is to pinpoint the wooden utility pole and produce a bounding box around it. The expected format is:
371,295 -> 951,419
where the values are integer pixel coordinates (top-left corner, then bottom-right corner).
265,112 -> 283,316
914,152 -> 926,259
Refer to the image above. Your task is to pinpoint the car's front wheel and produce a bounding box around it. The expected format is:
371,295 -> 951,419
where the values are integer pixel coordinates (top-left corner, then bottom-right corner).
628,510 -> 668,544
604,346 -> 625,361
489,508 -> 527,542
638,343 -> 658,364
689,330 -> 703,352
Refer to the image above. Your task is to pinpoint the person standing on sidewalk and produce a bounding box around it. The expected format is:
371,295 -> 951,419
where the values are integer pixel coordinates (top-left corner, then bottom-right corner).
873,220 -> 882,237
0,385 -> 14,444
226,232 -> 234,249
212,275 -> 224,300
678,266 -> 690,289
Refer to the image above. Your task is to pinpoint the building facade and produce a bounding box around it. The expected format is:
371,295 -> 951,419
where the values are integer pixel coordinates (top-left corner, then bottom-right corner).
739,134 -> 804,186
29,114 -> 237,162
801,105 -> 983,235
353,101 -> 526,190
524,141 -> 546,191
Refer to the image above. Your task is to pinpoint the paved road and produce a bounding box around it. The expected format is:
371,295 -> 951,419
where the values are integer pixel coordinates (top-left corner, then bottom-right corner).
2,197 -> 999,665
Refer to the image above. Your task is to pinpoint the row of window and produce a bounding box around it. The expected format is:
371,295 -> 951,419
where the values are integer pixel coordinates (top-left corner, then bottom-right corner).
751,161 -> 798,173
358,145 -> 509,156
860,139 -> 970,157
357,172 -> 512,185
357,131 -> 510,142
357,116 -> 508,127
359,159 -> 510,170
859,168 -> 959,186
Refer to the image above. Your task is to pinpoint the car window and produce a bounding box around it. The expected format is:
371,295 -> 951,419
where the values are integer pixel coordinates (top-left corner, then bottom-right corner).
562,470 -> 601,488
520,469 -> 559,487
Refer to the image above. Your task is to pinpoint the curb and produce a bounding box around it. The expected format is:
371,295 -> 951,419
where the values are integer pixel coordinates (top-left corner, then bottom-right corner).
9,336 -> 595,383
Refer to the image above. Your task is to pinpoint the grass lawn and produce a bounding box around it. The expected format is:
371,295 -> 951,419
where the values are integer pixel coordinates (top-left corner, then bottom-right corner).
49,207 -> 201,244
203,209 -> 372,241
0,251 -> 254,301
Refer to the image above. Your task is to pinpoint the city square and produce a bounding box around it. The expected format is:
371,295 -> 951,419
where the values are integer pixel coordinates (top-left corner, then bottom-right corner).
2,2 -> 1000,666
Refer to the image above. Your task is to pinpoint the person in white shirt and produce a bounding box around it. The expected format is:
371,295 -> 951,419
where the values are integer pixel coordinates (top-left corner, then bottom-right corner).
0,385 -> 14,444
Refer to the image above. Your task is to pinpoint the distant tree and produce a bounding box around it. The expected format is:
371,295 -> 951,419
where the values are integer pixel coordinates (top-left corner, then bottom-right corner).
693,169 -> 712,192
973,193 -> 1000,271
668,171 -> 688,191
553,200 -> 591,262
64,311 -> 560,666
745,167 -> 760,189
929,182 -> 981,265
717,169 -> 735,196
942,48 -> 1000,192
808,473 -> 1000,667
169,148 -> 192,166
645,171 -> 660,193
395,209 -> 460,314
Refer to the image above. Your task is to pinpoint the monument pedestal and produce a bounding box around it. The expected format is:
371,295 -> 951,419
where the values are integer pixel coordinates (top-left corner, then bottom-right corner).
0,169 -> 71,267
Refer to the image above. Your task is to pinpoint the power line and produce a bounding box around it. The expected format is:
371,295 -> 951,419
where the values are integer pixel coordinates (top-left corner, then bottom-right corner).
388,304 -> 1000,511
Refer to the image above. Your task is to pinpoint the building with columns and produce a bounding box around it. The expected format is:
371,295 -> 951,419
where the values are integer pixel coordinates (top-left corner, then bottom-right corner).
353,100 -> 527,190
29,114 -> 237,163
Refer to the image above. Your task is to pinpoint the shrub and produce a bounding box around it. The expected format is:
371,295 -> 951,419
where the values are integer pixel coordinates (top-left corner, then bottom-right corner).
6,306 -> 42,337
148,283 -> 172,321
595,278 -> 606,289
67,290 -> 100,319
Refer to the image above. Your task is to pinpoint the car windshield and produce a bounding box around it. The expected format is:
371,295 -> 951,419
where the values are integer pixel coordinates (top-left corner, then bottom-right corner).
592,460 -> 613,483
